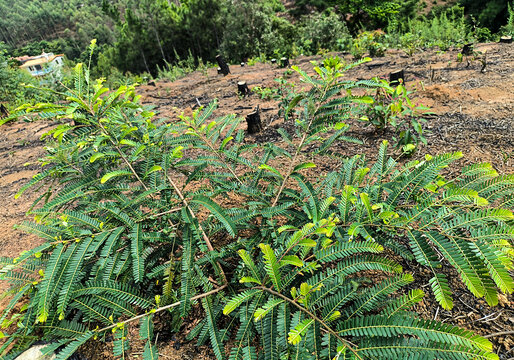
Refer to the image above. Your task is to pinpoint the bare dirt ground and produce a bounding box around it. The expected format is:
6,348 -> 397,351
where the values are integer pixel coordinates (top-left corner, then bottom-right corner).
0,42 -> 513,358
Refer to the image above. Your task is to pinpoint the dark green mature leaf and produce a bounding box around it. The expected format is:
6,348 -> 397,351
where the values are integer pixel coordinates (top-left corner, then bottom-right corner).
130,224 -> 145,283
191,195 -> 237,237
203,298 -> 225,360
54,331 -> 94,360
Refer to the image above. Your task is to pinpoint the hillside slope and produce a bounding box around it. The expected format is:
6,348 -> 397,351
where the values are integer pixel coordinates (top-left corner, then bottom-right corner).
1,42 -> 513,359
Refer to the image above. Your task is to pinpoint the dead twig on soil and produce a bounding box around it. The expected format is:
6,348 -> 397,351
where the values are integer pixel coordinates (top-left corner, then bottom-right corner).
474,311 -> 502,323
458,297 -> 479,313
483,330 -> 514,339
433,306 -> 439,320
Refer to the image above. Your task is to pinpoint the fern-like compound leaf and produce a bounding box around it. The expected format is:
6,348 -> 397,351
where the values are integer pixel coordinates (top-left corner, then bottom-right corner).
223,289 -> 260,315
259,244 -> 282,291
129,224 -> 144,283
191,195 -> 236,237
429,273 -> 454,310
54,330 -> 94,360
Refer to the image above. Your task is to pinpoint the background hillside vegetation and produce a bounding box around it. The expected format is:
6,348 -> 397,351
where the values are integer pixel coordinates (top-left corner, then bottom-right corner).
0,0 -> 513,105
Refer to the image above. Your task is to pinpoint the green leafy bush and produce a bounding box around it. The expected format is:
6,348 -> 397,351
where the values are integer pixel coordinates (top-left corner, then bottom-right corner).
0,52 -> 55,110
501,2 -> 514,36
251,85 -> 279,100
222,217 -> 498,359
399,32 -> 423,56
361,79 -> 428,152
351,30 -> 387,59
295,10 -> 352,55
100,66 -> 151,89
408,6 -> 468,50
156,50 -> 208,82
220,1 -> 295,62
0,54 -> 512,360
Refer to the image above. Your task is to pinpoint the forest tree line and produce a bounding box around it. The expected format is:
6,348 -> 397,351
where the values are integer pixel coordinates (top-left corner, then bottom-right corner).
0,0 -> 512,78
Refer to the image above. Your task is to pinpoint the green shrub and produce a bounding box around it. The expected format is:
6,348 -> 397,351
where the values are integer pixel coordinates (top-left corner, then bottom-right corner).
296,10 -> 352,54
0,54 -> 511,360
101,66 -> 151,89
220,1 -> 295,62
361,79 -> 428,151
473,26 -> 494,42
222,216 -> 499,359
258,16 -> 297,59
399,32 -> 423,56
501,2 -> 514,36
351,30 -> 387,59
156,50 -> 199,82
0,52 -> 54,110
246,54 -> 268,66
387,4 -> 496,55
251,85 -> 279,100
408,6 -> 469,50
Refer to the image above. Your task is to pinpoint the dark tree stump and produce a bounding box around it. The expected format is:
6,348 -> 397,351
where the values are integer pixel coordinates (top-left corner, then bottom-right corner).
280,57 -> 290,68
461,43 -> 474,56
389,69 -> 404,86
216,55 -> 230,76
246,106 -> 262,134
217,67 -> 223,74
500,36 -> 512,44
0,104 -> 9,119
147,80 -> 156,87
271,58 -> 277,65
240,62 -> 245,67
237,81 -> 250,96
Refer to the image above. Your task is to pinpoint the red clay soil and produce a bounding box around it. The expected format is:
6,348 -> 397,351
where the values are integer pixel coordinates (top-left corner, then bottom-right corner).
0,42 -> 513,358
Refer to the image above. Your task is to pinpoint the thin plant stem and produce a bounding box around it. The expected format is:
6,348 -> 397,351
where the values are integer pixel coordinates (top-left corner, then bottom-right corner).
256,286 -> 364,360
97,285 -> 227,334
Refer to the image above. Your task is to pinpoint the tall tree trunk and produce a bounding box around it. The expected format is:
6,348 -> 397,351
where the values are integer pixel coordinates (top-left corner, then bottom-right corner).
0,25 -> 14,47
152,24 -> 167,63
140,49 -> 151,74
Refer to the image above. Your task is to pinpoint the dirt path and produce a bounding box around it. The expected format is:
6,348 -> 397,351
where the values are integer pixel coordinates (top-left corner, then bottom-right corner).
1,42 -> 513,358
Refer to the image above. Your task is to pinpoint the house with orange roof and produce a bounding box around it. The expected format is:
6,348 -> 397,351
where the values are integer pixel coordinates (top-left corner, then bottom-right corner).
17,52 -> 64,78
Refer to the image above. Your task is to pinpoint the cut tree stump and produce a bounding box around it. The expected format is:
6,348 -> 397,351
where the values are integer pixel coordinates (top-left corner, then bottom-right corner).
217,67 -> 223,74
0,104 -> 9,119
216,55 -> 230,76
280,57 -> 290,68
271,58 -> 277,65
246,106 -> 262,134
389,69 -> 404,86
461,43 -> 474,56
237,81 -> 250,96
240,62 -> 245,67
500,36 -> 512,44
